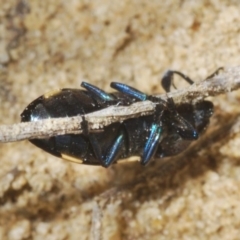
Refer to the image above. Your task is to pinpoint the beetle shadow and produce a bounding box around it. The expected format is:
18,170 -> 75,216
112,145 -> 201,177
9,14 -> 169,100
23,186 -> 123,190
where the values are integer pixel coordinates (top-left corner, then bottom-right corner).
108,110 -> 240,207
1,112 -> 240,233
86,111 -> 240,238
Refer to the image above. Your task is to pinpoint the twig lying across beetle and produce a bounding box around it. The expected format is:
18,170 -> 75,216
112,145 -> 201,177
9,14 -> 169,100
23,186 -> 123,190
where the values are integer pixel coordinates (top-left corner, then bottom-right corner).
0,66 -> 240,144
0,101 -> 154,142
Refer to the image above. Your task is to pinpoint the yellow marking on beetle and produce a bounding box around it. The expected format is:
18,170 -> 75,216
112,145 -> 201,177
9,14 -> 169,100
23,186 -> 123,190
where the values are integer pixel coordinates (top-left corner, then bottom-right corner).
43,89 -> 62,99
61,154 -> 84,164
117,156 -> 140,164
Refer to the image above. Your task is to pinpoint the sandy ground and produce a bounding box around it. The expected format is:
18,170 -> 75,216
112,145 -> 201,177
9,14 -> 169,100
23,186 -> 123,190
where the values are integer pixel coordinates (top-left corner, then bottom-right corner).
1,0 -> 240,239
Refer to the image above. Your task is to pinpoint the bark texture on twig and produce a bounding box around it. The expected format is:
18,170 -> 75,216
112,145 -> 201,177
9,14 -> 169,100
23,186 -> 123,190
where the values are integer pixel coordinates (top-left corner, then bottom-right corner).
0,101 -> 154,142
0,66 -> 240,143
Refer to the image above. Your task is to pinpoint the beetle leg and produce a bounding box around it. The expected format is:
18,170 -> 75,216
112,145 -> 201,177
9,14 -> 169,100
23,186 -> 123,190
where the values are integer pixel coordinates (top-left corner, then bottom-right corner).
173,113 -> 198,140
111,82 -> 147,101
205,67 -> 224,80
103,132 -> 124,167
82,114 -> 125,167
163,99 -> 198,140
162,68 -> 224,93
141,123 -> 162,165
161,70 -> 194,93
81,82 -> 116,102
87,131 -> 125,168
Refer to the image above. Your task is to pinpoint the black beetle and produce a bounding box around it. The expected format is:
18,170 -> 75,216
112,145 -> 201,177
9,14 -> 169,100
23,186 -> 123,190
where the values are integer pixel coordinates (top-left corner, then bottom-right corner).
21,70 -> 214,167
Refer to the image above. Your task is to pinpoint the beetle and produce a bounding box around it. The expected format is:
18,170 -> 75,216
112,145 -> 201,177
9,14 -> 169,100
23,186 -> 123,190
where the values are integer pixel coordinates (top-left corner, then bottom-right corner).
21,70 -> 215,167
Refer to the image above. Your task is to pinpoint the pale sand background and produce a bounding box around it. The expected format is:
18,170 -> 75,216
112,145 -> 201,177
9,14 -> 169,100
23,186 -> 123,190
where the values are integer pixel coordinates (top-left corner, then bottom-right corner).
1,1 -> 240,239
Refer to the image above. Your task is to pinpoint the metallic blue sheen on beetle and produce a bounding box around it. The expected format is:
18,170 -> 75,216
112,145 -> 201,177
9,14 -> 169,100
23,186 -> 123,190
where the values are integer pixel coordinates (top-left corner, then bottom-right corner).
21,70 -> 214,167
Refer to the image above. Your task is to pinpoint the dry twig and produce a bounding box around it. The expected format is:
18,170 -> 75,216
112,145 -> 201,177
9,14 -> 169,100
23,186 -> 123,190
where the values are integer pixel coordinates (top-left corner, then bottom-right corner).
0,66 -> 240,143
